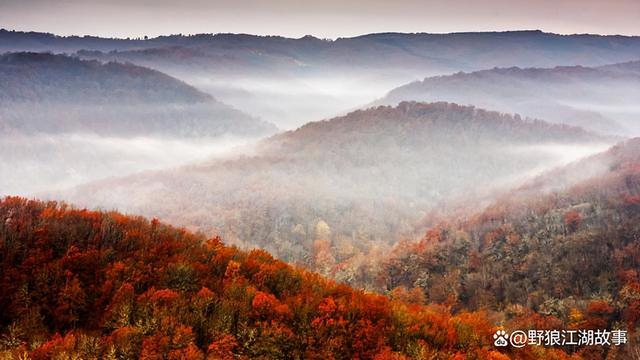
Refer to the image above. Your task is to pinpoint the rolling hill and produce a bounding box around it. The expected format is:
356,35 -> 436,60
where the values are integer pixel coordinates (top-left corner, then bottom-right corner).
57,102 -> 614,281
599,60 -> 640,76
378,62 -> 640,136
0,196 -> 573,359
5,29 -> 640,128
4,29 -> 640,71
0,52 -> 276,196
378,137 -> 640,358
0,52 -> 276,137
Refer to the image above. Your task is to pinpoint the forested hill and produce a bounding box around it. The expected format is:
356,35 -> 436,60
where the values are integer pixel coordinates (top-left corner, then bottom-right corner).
58,102 -> 613,281
598,60 -> 640,75
0,197 -> 574,359
379,138 -> 640,358
0,52 -> 210,104
378,62 -> 640,135
3,29 -> 640,71
4,29 -> 640,129
0,52 -> 276,137
264,101 -> 604,154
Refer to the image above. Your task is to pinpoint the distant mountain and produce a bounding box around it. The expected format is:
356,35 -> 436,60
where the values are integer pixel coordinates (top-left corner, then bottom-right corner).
0,52 -> 277,196
58,102 -> 613,279
0,52 -> 208,103
0,52 -> 276,137
379,139 -> 640,359
0,29 -> 147,53
5,29 -> 640,129
599,59 -> 640,76
4,29 -> 640,71
378,62 -> 640,136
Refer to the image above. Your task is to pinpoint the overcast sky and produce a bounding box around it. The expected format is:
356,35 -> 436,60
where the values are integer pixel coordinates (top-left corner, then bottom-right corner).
2,0 -> 639,39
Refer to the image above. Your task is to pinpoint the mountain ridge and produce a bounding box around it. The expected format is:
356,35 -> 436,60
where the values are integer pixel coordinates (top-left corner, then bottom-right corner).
378,61 -> 640,135
55,102 -> 614,279
0,52 -> 277,137
357,137 -> 640,360
8,27 -> 636,129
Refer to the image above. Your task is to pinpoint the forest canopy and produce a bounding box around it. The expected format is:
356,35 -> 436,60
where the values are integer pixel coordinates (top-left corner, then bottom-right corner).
0,197 -> 578,359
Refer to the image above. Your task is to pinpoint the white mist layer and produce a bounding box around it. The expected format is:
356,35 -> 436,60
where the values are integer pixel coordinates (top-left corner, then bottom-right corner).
499,143 -> 613,186
187,74 -> 416,130
0,133 -> 256,196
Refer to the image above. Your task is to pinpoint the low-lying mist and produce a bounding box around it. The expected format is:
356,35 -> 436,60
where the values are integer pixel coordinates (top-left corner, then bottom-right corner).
176,71 -> 419,129
54,102 -> 618,283
499,142 -> 614,184
0,52 -> 275,196
379,63 -> 640,136
0,133 -> 255,196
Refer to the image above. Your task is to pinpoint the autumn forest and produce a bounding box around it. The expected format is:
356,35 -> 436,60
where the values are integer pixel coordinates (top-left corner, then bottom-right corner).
1,7 -> 640,360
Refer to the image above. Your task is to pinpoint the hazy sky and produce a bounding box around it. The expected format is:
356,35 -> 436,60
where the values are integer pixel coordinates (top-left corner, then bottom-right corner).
2,0 -> 639,38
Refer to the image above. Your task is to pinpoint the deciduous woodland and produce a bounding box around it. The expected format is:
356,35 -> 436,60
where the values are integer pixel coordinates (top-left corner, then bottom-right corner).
0,197 -> 573,359
0,52 -> 275,137
1,26 -> 640,360
59,102 -> 612,280
380,139 -> 640,358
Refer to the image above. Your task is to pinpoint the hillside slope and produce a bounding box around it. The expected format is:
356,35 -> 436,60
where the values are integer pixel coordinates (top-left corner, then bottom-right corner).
0,52 -> 277,196
5,29 -> 640,129
378,62 -> 640,136
58,102 -> 613,279
599,60 -> 640,76
72,31 -> 640,129
379,138 -> 640,357
0,52 -> 276,137
0,196 -> 576,359
4,29 -> 640,71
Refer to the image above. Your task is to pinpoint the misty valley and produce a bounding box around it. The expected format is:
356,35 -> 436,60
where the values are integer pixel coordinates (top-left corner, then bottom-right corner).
1,27 -> 640,359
